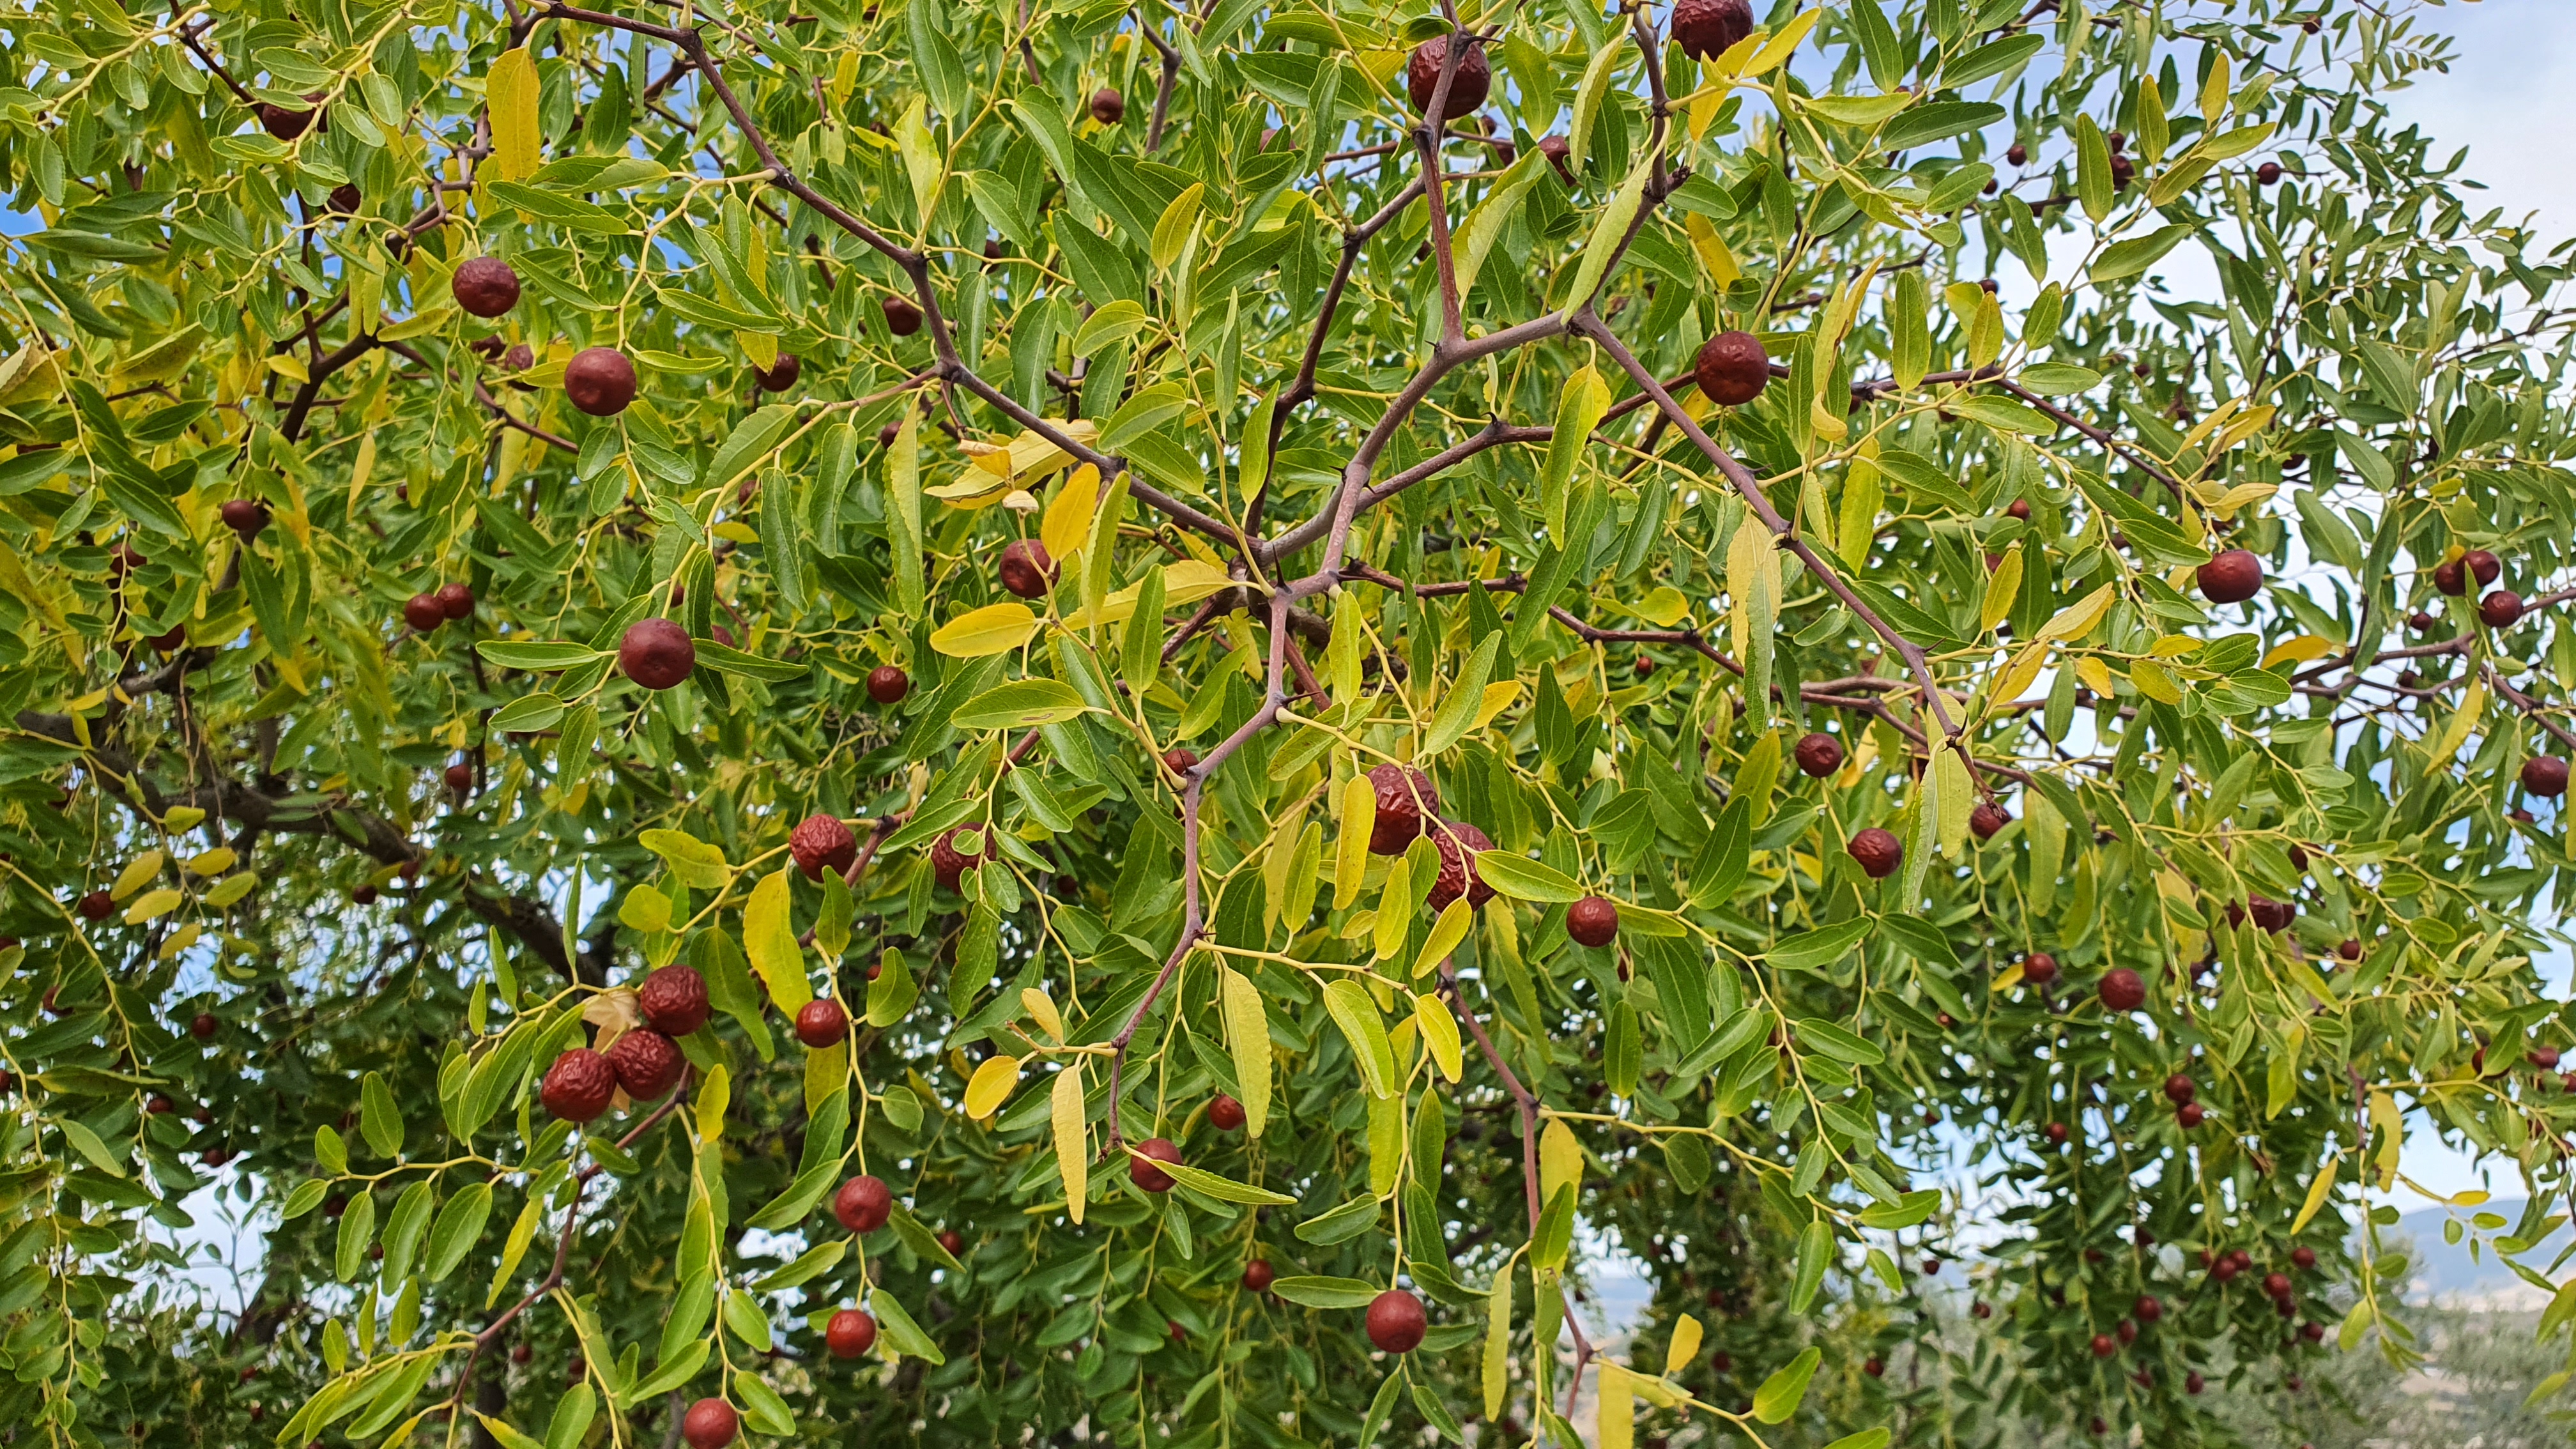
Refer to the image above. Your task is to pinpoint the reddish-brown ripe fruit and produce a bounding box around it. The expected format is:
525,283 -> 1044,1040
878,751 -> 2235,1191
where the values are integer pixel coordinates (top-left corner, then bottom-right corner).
354,884 -> 380,905
1537,134 -> 1574,183
445,762 -> 475,792
1129,1137 -> 1183,1192
79,889 -> 116,921
1404,36 -> 1490,121
1208,1094 -> 1246,1131
2022,952 -> 2058,985
751,353 -> 801,392
2411,610 -> 2439,632
1427,820 -> 1496,910
790,813 -> 859,880
999,539 -> 1057,599
328,181 -> 362,212
1862,1357 -> 1884,1377
2135,1294 -> 2163,1322
834,1175 -> 893,1233
2098,968 -> 2147,1012
2185,1370 -> 2206,1395
2197,548 -> 2264,604
1242,1259 -> 1275,1292
2434,558 -> 2469,595
2257,160 -> 2283,185
867,665 -> 911,705
2007,142 -> 2029,166
936,1229 -> 964,1257
2338,938 -> 2365,961
2164,1073 -> 2196,1105
2249,895 -> 2294,932
1669,0 -> 1754,61
2006,498 -> 2032,520
2300,1319 -> 2326,1343
2045,1121 -> 2069,1144
404,593 -> 447,632
1693,330 -> 1770,406
1367,1289 -> 1428,1353
1567,896 -> 1620,947
2481,589 -> 2524,629
2291,1245 -> 2317,1270
1365,765 -> 1442,854
1090,87 -> 1125,124
2264,1271 -> 2294,1300
638,965 -> 710,1036
1162,747 -> 1199,775
221,499 -> 271,536
795,999 -> 850,1049
434,581 -> 475,620
565,348 -> 637,417
2523,756 -> 2570,797
930,826 -> 983,891
259,95 -> 325,138
2467,548 -> 2503,585
453,258 -> 522,318
1847,827 -> 1903,879
825,1309 -> 877,1359
680,1399 -> 737,1449
2089,1333 -> 2115,1358
620,618 -> 696,690
1793,732 -> 1844,778
108,540 -> 145,577
882,296 -> 924,336
2177,1101 -> 2206,1128
509,1342 -> 532,1365
606,1029 -> 685,1100
1970,802 -> 2010,840
542,1049 -> 617,1122
190,1011 -> 218,1039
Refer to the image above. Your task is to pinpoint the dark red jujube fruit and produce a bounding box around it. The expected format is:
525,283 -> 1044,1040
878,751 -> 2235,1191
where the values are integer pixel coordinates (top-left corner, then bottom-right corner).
1367,764 -> 1440,854
1694,330 -> 1770,406
1367,1289 -> 1428,1353
1567,896 -> 1620,947
638,965 -> 711,1036
1793,732 -> 1843,778
825,1309 -> 877,1358
2097,967 -> 2147,1012
868,665 -> 912,704
605,1029 -> 685,1101
1670,0 -> 1754,61
1129,1137 -> 1183,1192
2197,548 -> 2264,604
795,999 -> 850,1049
1404,36 -> 1490,122
834,1174 -> 893,1233
2522,756 -> 2570,797
1848,827 -> 1903,879
1427,820 -> 1496,910
452,257 -> 521,318
790,813 -> 859,880
1207,1094 -> 1245,1131
620,618 -> 696,690
680,1399 -> 737,1449
542,1049 -> 617,1122
565,346 -> 637,417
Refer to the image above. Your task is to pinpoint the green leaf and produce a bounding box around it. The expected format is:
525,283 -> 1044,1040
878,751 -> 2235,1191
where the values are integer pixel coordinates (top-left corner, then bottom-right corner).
1768,919 -> 1871,971
476,641 -> 606,671
2090,224 -> 2197,284
871,1291 -> 946,1364
1473,850 -> 1584,904
1788,1222 -> 1831,1314
424,1182 -> 493,1282
360,1070 -> 403,1158
1421,633 -> 1502,756
1559,155 -> 1653,318
1296,1195 -> 1381,1244
1149,1155 -> 1296,1206
951,678 -> 1091,730
1322,979 -> 1398,1098
1269,1275 -> 1382,1309
1753,1346 -> 1821,1423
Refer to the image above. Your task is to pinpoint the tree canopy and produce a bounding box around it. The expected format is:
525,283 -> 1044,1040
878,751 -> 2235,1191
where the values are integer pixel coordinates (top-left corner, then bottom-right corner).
2,0 -> 2572,1446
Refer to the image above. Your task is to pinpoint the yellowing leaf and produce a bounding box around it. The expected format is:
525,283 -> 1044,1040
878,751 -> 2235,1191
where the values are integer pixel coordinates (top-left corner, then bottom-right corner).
186,847 -> 236,877
2430,678 -> 2485,765
1373,858 -> 1412,961
123,887 -> 181,923
1744,8 -> 1821,75
1979,546 -> 2022,634
1414,993 -> 1462,1082
487,49 -> 541,182
1990,641 -> 2049,710
931,420 -> 1099,502
930,602 -> 1041,658
2262,634 -> 2338,668
2074,654 -> 2116,698
1021,988 -> 1062,1042
1539,1119 -> 1583,1202
2291,1154 -> 2339,1235
1334,776 -> 1376,910
1483,1257 -> 1514,1419
1040,464 -> 1101,563
2036,583 -> 2117,645
743,868 -> 815,1015
1221,965 -> 1271,1137
1415,898 -> 1474,978
963,1055 -> 1021,1119
1666,1314 -> 1703,1376
1683,212 -> 1739,287
1597,1362 -> 1634,1449
1059,559 -> 1234,630
1472,680 -> 1522,732
1631,586 -> 1690,626
1052,1066 -> 1087,1223
111,850 -> 164,901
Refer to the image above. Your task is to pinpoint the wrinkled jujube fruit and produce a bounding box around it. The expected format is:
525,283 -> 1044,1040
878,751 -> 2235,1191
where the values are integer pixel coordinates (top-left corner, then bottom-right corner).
1693,330 -> 1770,406
930,826 -> 983,891
1969,802 -> 2009,840
605,1029 -> 685,1101
620,617 -> 696,690
638,965 -> 711,1036
1404,36 -> 1489,121
1367,763 -> 1440,854
1427,819 -> 1496,910
1090,87 -> 1124,124
1793,732 -> 1844,778
1847,827 -> 1903,878
542,1049 -> 617,1122
790,813 -> 859,880
1670,0 -> 1754,62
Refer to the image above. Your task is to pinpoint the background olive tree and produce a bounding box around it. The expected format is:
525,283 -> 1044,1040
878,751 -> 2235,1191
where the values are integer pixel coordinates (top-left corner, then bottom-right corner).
3,0 -> 2574,1446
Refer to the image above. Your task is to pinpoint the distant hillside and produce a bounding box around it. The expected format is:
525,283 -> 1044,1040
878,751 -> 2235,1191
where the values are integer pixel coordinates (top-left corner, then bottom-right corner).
2388,1200 -> 2566,1305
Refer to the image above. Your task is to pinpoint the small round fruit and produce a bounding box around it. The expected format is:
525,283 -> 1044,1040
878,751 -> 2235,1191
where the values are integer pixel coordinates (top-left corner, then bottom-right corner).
882,296 -> 924,336
259,98 -> 321,138
1162,747 -> 1199,775
1404,35 -> 1490,121
680,1399 -> 737,1449
353,884 -> 379,905
445,762 -> 475,792
605,1029 -> 685,1101
1567,896 -> 1620,947
1129,1137 -> 1183,1193
2044,1121 -> 2069,1144
1366,1289 -> 1428,1354
434,581 -> 475,620
190,1011 -> 218,1039
2411,610 -> 2439,632
2089,1333 -> 2115,1358
2163,1073 -> 2196,1105
999,539 -> 1057,599
619,618 -> 696,690
834,1174 -> 894,1234
2480,589 -> 2524,629
1426,820 -> 1496,910
2263,1271 -> 2293,1300
2434,557 -> 2469,595
220,499 -> 271,536
1367,763 -> 1441,854
2184,1371 -> 2205,1395
867,665 -> 912,705
1670,0 -> 1754,61
795,999 -> 850,1049
937,1229 -> 966,1257
2291,1245 -> 2317,1270
452,258 -> 522,318
2524,757 -> 2570,797
2097,968 -> 2147,1012
2467,549 -> 2503,585
1970,802 -> 2010,840
404,594 -> 447,632
1090,87 -> 1125,124
1847,827 -> 1903,879
1693,330 -> 1770,406
2256,160 -> 2283,185
2249,895 -> 2294,932
1242,1259 -> 1275,1292
2177,1101 -> 2205,1128
1793,732 -> 1843,778
2006,498 -> 2032,520
2135,1294 -> 2162,1322
638,965 -> 711,1036
2338,938 -> 2364,961
76,887 -> 116,921
825,1309 -> 877,1359
542,1049 -> 617,1123
751,353 -> 801,392
790,813 -> 859,880
2196,548 -> 2264,604
1208,1094 -> 1246,1131
1862,1357 -> 1883,1377
565,347 -> 637,417
930,825 -> 983,891
328,181 -> 362,212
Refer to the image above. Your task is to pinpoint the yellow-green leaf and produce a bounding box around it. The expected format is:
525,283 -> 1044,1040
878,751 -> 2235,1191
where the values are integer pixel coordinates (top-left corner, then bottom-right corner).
1414,898 -> 1473,978
931,602 -> 1041,658
1322,979 -> 1397,1098
1052,1066 -> 1087,1224
963,1054 -> 1020,1119
743,868 -> 813,1015
1334,776 -> 1376,910
2291,1152 -> 2339,1235
1414,993 -> 1462,1082
487,49 -> 540,182
1220,966 -> 1271,1137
